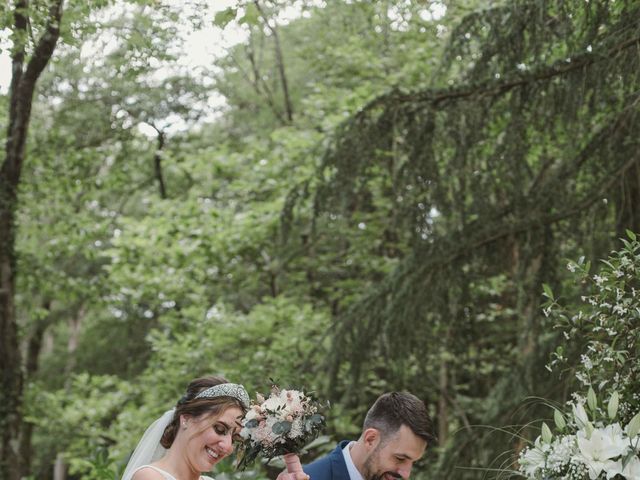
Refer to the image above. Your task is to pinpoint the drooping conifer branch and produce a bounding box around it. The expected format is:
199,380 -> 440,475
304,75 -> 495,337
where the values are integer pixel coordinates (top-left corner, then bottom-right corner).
282,4 -> 640,448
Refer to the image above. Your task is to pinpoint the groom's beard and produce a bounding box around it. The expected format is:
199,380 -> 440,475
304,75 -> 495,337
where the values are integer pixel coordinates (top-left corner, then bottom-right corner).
363,448 -> 403,480
369,473 -> 402,480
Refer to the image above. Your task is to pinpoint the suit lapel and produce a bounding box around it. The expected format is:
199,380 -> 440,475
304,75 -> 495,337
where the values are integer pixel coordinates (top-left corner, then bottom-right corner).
330,441 -> 352,480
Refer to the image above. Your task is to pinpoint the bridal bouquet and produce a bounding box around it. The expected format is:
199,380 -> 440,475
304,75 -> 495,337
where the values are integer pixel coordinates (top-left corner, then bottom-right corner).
236,385 -> 326,470
519,389 -> 640,479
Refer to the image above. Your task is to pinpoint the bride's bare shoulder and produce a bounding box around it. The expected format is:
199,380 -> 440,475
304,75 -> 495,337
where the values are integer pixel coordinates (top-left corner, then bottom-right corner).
131,466 -> 169,480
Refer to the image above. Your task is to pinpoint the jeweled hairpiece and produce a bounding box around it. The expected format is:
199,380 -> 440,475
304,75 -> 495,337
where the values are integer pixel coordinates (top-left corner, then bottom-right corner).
194,383 -> 250,409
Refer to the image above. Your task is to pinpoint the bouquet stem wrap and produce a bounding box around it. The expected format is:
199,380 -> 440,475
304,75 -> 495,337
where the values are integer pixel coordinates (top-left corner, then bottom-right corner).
284,453 -> 304,476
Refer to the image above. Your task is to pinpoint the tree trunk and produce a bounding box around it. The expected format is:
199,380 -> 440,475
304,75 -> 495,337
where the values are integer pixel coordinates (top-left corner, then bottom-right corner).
253,1 -> 294,123
615,161 -> 640,236
153,128 -> 167,199
18,301 -> 51,477
0,2 -> 64,479
64,307 -> 85,383
437,359 -> 449,445
53,453 -> 67,480
513,226 -> 551,392
240,35 -> 287,124
271,26 -> 293,123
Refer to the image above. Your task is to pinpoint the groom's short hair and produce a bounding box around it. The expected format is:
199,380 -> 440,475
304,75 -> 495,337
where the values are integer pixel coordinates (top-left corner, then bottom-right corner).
363,391 -> 436,446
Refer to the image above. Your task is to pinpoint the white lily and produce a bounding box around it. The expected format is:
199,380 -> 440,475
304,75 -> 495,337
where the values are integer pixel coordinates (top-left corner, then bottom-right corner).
519,437 -> 549,477
604,455 -> 640,480
575,423 -> 629,479
573,402 -> 590,429
620,455 -> 640,480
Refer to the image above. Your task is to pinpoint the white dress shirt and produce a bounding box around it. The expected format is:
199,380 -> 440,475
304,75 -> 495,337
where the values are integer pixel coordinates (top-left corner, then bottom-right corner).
342,441 -> 364,480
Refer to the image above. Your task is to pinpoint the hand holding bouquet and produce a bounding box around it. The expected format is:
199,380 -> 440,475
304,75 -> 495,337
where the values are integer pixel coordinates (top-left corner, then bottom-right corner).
237,385 -> 326,471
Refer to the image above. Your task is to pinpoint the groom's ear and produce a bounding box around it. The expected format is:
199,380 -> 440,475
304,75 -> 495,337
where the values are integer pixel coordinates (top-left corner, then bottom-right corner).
362,428 -> 381,450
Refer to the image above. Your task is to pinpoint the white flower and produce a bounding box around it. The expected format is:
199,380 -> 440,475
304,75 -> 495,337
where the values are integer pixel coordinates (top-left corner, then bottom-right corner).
546,435 -> 578,473
244,407 -> 260,422
613,304 -> 628,315
581,354 -> 594,371
620,455 -> 640,480
594,275 -> 606,285
573,402 -> 590,428
575,423 -> 629,479
289,417 -> 304,439
568,262 -> 577,272
519,437 -> 549,477
576,372 -> 591,386
603,455 -> 640,480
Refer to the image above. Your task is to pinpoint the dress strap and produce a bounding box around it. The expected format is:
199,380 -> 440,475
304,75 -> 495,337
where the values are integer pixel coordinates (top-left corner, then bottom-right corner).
133,465 -> 178,480
132,465 -> 214,480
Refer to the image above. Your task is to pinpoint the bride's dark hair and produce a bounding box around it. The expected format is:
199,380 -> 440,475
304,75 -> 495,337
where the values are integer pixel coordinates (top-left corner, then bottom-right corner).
160,375 -> 247,448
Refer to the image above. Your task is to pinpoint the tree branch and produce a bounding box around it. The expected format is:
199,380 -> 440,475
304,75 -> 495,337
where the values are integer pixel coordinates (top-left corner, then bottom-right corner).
23,0 -> 64,87
352,33 -> 640,120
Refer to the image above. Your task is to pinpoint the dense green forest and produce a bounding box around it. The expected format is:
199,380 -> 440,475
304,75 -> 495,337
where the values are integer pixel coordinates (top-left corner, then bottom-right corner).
1,1 -> 639,479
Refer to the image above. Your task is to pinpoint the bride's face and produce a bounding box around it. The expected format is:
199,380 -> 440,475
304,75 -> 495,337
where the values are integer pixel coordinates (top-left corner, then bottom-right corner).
182,405 -> 244,473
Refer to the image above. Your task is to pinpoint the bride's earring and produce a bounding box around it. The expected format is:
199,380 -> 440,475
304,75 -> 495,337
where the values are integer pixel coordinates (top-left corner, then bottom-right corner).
182,421 -> 187,430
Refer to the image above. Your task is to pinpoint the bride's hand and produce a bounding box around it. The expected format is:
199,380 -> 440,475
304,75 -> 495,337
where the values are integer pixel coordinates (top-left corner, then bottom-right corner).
276,471 -> 310,480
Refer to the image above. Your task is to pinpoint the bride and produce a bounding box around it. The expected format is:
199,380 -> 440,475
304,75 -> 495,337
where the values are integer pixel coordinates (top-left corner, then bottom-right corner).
121,376 -> 307,480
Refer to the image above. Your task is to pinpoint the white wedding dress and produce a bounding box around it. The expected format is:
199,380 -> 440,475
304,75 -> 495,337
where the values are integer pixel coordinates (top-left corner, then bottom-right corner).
131,465 -> 214,480
121,410 -> 214,480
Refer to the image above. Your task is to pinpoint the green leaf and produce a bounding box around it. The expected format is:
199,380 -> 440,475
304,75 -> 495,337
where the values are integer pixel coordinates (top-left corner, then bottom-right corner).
607,391 -> 619,420
587,386 -> 597,412
627,413 -> 640,438
542,283 -> 554,300
626,229 -> 636,241
541,422 -> 553,443
272,420 -> 292,435
239,3 -> 260,25
304,413 -> 325,431
214,7 -> 237,28
553,409 -> 566,431
244,418 -> 259,429
308,413 -> 324,423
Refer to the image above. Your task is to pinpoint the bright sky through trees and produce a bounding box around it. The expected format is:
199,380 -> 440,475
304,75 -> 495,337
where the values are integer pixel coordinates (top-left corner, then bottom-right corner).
0,1 -> 446,95
0,0 -> 242,94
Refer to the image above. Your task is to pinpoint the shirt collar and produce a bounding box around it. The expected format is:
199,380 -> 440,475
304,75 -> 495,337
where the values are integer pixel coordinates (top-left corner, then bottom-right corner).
342,441 -> 364,480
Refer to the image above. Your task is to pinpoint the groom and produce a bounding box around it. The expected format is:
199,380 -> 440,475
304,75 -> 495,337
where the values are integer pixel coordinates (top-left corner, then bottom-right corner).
304,391 -> 436,480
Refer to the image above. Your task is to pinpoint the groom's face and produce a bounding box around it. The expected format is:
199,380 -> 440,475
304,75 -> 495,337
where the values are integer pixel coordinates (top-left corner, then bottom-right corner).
362,425 -> 427,480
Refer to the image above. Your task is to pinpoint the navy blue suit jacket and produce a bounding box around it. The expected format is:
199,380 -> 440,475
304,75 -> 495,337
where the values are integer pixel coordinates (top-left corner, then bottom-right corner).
304,440 -> 352,480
